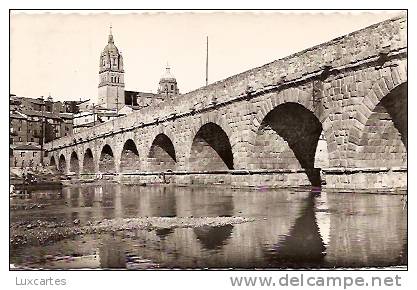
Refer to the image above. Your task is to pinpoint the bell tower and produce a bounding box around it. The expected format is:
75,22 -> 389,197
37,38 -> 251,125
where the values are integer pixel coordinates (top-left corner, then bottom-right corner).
98,26 -> 125,110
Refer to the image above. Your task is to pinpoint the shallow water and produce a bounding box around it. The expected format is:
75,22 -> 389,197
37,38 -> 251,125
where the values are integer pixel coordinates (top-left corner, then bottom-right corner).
10,184 -> 407,269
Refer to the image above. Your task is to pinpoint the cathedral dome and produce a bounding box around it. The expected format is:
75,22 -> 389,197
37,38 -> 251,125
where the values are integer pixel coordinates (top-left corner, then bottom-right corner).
159,65 -> 176,82
158,64 -> 179,97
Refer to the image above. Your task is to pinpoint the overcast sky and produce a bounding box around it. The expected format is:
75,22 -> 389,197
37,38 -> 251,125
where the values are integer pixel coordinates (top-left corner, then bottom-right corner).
10,11 -> 402,102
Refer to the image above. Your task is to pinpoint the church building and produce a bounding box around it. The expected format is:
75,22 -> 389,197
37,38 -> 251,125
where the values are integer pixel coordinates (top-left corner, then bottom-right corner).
97,27 -> 180,111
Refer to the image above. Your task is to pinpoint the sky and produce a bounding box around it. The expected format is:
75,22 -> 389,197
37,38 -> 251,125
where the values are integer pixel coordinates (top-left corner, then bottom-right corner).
10,10 -> 403,102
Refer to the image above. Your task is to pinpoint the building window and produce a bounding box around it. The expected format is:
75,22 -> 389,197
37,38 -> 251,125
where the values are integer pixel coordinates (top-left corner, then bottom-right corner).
18,127 -> 21,132
33,152 -> 36,157
20,152 -> 24,157
64,133 -> 67,137
19,137 -> 22,142
31,138 -> 34,142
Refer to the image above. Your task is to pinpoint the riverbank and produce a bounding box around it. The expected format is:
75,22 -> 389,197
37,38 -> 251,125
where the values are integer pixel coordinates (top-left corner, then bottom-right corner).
10,167 -> 64,190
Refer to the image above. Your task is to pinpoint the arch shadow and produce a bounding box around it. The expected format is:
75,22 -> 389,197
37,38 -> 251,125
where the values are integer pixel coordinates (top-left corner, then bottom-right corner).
99,144 -> 116,173
58,154 -> 66,173
83,148 -> 95,173
252,102 -> 324,186
120,139 -> 140,172
70,151 -> 80,175
148,133 -> 176,171
49,155 -> 57,169
189,122 -> 234,171
357,83 -> 407,168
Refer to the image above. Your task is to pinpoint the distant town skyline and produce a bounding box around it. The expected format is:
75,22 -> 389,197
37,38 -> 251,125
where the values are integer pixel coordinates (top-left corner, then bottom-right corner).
11,10 -> 402,102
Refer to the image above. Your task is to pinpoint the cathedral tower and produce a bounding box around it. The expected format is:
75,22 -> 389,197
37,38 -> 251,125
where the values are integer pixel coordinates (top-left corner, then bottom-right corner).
98,26 -> 125,110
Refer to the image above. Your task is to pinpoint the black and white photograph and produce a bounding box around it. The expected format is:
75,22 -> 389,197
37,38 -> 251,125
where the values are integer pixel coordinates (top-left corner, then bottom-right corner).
6,7 -> 410,285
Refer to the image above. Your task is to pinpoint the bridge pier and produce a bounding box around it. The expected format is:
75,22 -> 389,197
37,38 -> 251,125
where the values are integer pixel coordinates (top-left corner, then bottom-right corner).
115,168 -> 406,191
94,159 -> 100,175
323,167 -> 407,191
78,157 -> 84,176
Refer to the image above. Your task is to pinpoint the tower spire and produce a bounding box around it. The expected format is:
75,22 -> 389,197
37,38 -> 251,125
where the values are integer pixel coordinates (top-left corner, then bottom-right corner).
108,24 -> 114,43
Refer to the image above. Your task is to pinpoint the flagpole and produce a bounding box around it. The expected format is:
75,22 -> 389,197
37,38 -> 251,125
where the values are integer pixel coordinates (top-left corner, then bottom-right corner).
205,36 -> 208,86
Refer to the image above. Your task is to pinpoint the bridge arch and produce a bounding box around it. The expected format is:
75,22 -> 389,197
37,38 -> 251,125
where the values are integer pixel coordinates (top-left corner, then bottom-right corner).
83,148 -> 95,174
99,144 -> 116,173
189,122 -> 234,171
250,101 -> 324,185
148,133 -> 176,171
355,81 -> 407,168
58,154 -> 66,173
254,89 -> 318,126
69,151 -> 80,175
120,139 -> 140,172
49,155 -> 57,170
252,88 -> 335,169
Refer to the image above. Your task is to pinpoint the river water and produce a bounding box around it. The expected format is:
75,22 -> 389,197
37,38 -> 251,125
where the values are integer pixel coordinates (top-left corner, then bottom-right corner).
10,183 -> 407,269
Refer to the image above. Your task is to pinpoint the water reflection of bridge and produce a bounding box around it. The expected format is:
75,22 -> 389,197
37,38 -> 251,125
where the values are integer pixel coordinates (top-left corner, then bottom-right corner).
264,193 -> 327,268
56,185 -> 407,268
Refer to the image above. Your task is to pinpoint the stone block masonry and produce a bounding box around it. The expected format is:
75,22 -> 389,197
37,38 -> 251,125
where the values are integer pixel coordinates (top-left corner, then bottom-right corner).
45,15 -> 407,191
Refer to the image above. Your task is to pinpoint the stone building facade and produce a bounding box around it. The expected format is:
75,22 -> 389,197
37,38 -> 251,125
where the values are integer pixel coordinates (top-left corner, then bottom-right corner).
10,106 -> 74,145
10,144 -> 42,169
10,111 -> 28,144
10,95 -> 76,167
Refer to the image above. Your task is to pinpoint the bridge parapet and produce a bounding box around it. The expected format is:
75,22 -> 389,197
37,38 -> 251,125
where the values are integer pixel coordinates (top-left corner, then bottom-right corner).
46,15 -> 406,152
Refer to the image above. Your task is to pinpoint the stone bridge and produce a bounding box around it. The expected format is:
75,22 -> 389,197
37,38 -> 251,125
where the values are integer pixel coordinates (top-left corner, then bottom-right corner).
45,16 -> 407,190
